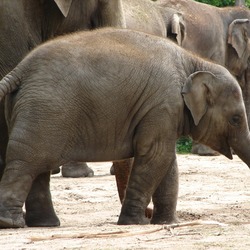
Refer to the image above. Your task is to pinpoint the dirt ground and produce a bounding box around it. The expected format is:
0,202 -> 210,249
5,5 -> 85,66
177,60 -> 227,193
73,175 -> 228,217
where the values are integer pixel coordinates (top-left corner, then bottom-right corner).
0,154 -> 249,249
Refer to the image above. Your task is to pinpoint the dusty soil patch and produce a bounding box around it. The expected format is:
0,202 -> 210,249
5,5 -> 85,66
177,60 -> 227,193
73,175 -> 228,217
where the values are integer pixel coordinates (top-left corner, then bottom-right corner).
0,154 -> 249,249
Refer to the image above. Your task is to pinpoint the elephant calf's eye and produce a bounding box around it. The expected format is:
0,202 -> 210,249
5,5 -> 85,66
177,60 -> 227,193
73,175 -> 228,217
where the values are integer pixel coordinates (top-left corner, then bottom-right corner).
229,115 -> 242,126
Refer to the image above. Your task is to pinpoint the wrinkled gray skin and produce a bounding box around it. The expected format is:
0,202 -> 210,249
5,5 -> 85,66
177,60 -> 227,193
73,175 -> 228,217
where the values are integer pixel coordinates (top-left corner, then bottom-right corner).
111,0 -> 250,204
0,28 -> 250,228
157,0 -> 250,84
117,0 -> 250,156
157,0 -> 250,154
123,0 -> 166,37
109,0 -> 168,177
60,0 -> 167,178
0,0 -> 125,227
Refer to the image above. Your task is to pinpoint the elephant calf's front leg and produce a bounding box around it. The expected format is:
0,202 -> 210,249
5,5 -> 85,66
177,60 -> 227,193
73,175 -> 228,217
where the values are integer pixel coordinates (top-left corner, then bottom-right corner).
117,130 -> 179,225
117,156 -> 156,225
117,151 -> 177,224
113,158 -> 153,219
151,158 -> 179,224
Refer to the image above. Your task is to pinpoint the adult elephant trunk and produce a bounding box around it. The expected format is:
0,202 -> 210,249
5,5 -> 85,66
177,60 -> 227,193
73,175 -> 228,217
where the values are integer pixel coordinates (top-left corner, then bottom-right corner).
230,131 -> 250,169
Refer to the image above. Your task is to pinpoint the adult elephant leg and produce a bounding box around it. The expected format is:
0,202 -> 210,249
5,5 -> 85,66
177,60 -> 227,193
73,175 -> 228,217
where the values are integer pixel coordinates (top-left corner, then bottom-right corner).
151,158 -> 179,224
113,158 -> 153,219
25,171 -> 60,227
61,162 -> 94,177
113,159 -> 133,203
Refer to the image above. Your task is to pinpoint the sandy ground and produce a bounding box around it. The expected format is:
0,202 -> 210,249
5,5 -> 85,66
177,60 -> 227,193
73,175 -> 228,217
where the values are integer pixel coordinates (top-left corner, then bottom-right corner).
0,154 -> 249,249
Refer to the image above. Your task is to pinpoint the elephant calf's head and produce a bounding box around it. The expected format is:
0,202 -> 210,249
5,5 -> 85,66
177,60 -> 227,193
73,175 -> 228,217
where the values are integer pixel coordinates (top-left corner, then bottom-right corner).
182,70 -> 249,161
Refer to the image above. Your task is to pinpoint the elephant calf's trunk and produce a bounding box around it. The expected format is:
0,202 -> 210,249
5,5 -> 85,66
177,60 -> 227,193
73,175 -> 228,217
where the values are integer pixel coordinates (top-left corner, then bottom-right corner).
230,132 -> 250,169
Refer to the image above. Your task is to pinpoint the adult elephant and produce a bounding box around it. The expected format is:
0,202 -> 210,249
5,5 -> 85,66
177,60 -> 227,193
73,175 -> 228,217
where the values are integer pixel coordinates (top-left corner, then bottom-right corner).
0,0 -> 125,227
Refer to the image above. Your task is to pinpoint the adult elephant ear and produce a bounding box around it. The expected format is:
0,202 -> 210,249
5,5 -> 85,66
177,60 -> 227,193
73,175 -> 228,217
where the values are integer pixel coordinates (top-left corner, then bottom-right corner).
228,19 -> 250,59
54,0 -> 73,17
182,71 -> 216,126
171,13 -> 185,46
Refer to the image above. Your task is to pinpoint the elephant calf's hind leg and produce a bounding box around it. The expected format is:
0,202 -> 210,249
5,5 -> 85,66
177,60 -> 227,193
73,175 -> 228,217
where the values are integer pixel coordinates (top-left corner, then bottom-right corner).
0,161 -> 34,228
25,171 -> 60,227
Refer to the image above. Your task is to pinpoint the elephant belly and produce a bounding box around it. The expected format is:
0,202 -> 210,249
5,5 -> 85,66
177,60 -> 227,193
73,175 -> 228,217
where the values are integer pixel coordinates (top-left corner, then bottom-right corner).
68,140 -> 134,163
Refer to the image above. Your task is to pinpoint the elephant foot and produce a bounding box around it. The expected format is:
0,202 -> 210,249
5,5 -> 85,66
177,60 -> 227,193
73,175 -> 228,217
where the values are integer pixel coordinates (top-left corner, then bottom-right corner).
61,162 -> 94,178
25,211 -> 60,227
0,206 -> 25,228
150,212 -> 179,225
117,207 -> 152,223
191,143 -> 220,156
117,214 -> 150,225
118,205 -> 150,225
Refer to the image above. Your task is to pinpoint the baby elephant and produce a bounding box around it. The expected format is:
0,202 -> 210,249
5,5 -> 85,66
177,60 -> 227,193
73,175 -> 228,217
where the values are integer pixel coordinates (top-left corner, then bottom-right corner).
0,28 -> 249,228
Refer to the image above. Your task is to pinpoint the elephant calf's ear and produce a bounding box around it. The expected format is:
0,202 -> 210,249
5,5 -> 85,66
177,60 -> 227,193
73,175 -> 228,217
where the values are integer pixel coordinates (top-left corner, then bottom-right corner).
182,71 -> 215,125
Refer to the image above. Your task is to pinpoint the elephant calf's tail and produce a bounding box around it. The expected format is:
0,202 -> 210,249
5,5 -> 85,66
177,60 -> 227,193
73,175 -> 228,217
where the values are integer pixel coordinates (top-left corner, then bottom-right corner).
0,70 -> 22,101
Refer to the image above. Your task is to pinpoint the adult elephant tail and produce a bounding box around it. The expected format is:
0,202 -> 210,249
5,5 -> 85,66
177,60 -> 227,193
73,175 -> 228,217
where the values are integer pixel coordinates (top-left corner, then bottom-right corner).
0,69 -> 22,101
